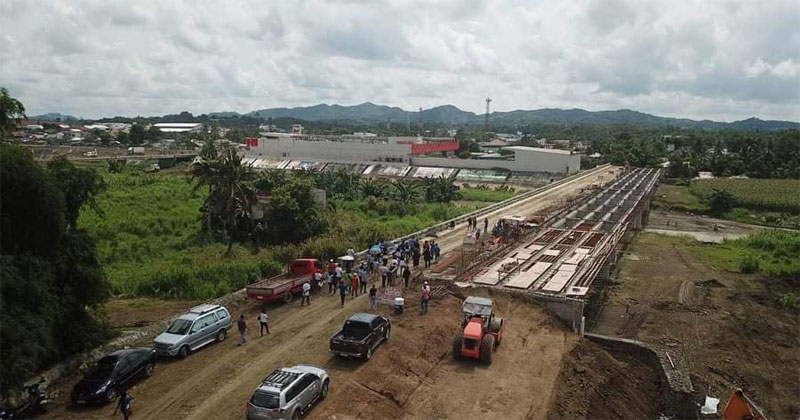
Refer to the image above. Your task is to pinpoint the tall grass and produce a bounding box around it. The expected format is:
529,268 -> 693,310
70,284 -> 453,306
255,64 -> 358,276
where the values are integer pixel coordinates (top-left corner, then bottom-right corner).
690,179 -> 800,214
80,170 -> 488,300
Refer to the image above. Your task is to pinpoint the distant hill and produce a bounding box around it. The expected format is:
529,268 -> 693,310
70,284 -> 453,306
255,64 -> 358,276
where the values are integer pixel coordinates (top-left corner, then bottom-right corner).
245,103 -> 799,131
34,104 -> 800,131
28,112 -> 80,122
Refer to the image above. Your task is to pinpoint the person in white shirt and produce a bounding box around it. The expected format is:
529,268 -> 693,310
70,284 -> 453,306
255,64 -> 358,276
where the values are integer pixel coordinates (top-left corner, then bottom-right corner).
301,281 -> 311,306
314,271 -> 323,292
258,309 -> 270,336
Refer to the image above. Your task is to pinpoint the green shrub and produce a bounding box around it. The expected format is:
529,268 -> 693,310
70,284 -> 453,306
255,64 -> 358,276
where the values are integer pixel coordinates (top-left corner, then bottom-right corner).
780,292 -> 799,311
739,254 -> 760,274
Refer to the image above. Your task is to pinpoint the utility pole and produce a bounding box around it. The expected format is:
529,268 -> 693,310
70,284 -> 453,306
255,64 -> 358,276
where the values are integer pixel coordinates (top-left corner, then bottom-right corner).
418,107 -> 423,136
484,97 -> 492,135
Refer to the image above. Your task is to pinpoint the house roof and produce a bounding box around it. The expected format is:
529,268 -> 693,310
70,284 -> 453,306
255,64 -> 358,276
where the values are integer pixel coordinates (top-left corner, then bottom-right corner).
481,139 -> 509,147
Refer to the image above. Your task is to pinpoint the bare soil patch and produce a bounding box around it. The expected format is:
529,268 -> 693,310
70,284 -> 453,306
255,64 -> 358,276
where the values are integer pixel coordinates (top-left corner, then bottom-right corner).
545,340 -> 662,420
590,230 -> 799,419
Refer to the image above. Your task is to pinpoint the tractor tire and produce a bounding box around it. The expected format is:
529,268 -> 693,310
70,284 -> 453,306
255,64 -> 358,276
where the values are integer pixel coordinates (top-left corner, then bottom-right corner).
452,331 -> 464,359
490,317 -> 503,333
479,334 -> 495,364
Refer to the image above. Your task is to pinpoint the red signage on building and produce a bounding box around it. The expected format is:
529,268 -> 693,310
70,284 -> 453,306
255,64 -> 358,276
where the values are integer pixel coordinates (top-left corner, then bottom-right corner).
411,141 -> 459,155
246,137 -> 259,147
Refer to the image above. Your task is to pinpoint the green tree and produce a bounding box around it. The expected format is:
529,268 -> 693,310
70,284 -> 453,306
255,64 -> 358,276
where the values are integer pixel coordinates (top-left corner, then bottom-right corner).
47,156 -> 106,230
0,87 -> 26,137
1,145 -> 110,392
709,188 -> 735,215
360,178 -> 387,198
128,124 -> 146,145
199,136 -> 217,160
190,147 -> 257,255
264,178 -> 327,244
391,182 -> 420,213
422,175 -> 461,202
147,125 -> 162,142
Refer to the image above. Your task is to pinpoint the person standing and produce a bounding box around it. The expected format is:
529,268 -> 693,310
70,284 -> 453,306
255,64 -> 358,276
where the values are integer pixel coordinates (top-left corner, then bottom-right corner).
350,271 -> 359,298
258,309 -> 270,336
412,246 -> 420,268
484,218 -> 489,233
433,242 -> 440,262
335,265 -> 344,294
327,260 -> 337,294
379,263 -> 388,288
301,281 -> 311,306
369,284 -> 378,310
402,265 -> 411,288
338,278 -> 347,307
422,245 -> 432,269
420,285 -> 431,314
359,265 -> 368,294
237,314 -> 247,345
314,271 -> 323,293
113,390 -> 133,420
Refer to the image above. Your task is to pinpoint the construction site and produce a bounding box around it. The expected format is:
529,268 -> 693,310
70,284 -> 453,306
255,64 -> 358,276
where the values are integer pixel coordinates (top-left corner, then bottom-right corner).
39,164 -> 794,420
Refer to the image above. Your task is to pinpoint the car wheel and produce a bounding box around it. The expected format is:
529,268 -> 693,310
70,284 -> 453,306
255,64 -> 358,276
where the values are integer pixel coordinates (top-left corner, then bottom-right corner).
105,388 -> 117,403
365,347 -> 372,360
144,362 -> 155,377
385,326 -> 391,341
320,379 -> 329,400
283,292 -> 293,303
179,345 -> 190,359
292,409 -> 301,420
217,329 -> 227,342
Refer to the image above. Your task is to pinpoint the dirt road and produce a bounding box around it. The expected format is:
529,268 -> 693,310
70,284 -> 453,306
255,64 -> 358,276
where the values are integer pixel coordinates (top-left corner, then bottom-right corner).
46,287 -> 577,420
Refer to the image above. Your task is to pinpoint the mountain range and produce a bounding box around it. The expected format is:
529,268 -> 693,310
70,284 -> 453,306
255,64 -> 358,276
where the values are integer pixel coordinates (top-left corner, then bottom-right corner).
242,103 -> 800,131
32,103 -> 799,131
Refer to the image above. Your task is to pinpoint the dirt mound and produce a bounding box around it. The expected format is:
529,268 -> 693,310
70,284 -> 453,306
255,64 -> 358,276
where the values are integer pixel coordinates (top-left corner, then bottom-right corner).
545,340 -> 662,420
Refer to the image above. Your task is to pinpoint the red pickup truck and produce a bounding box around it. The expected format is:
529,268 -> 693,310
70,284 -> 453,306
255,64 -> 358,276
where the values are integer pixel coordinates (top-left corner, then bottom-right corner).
246,258 -> 322,303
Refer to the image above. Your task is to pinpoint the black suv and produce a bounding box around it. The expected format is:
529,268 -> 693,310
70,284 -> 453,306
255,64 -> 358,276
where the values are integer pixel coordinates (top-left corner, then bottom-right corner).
329,313 -> 391,360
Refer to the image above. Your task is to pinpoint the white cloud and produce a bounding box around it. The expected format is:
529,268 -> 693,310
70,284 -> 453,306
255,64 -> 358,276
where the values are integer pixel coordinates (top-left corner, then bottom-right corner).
0,0 -> 798,121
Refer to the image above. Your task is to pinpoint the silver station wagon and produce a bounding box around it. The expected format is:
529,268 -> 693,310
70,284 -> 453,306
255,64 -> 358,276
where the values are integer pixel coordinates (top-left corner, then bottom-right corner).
152,304 -> 232,358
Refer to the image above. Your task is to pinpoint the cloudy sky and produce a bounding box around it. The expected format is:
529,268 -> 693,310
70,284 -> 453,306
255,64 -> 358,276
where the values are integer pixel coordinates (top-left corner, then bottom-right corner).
2,0 -> 799,121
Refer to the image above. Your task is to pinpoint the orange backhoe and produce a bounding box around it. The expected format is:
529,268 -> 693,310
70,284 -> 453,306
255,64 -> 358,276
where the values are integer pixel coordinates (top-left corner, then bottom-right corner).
723,388 -> 769,420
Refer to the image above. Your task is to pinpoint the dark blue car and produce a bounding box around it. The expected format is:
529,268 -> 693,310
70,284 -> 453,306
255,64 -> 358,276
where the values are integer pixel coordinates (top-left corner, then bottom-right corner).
71,348 -> 155,405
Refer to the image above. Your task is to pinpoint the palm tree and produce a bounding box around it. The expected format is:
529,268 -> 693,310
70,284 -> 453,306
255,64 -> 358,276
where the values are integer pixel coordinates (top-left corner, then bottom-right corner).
421,175 -> 461,202
190,147 -> 257,256
391,182 -> 420,213
1,87 -> 26,136
360,178 -> 387,198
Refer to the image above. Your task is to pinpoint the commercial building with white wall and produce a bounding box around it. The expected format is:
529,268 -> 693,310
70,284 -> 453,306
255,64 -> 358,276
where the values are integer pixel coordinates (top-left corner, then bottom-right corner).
245,136 -> 580,175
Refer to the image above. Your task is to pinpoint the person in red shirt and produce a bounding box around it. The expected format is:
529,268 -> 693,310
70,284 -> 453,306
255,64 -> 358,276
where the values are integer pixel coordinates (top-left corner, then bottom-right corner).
350,272 -> 360,298
420,285 -> 431,314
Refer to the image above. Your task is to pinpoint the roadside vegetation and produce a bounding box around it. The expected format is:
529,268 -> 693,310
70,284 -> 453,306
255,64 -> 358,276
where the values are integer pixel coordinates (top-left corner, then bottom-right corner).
1,147 -> 111,392
79,163 -> 492,301
654,179 -> 800,229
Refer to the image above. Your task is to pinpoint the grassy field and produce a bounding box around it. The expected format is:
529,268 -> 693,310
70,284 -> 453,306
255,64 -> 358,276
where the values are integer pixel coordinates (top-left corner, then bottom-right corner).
654,181 -> 800,229
459,187 -> 517,202
690,178 -> 800,213
643,230 -> 800,279
79,168 -> 487,300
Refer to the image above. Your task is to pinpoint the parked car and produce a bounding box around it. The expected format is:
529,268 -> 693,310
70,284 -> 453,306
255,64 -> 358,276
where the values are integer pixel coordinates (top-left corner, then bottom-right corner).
329,313 -> 391,360
143,163 -> 160,173
246,365 -> 329,420
152,304 -> 232,358
71,348 -> 155,405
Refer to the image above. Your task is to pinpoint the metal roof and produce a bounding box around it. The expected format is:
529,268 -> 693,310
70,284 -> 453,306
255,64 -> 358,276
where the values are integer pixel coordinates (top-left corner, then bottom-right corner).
502,146 -> 575,155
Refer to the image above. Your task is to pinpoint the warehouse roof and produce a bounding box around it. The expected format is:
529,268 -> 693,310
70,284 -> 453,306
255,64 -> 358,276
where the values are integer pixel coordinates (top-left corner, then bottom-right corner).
502,146 -> 575,155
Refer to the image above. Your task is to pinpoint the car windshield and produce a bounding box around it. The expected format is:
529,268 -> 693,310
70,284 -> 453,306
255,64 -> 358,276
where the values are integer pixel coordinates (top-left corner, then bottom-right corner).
250,391 -> 280,409
166,319 -> 193,335
85,356 -> 118,380
342,321 -> 371,339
